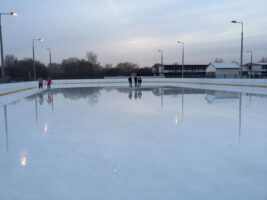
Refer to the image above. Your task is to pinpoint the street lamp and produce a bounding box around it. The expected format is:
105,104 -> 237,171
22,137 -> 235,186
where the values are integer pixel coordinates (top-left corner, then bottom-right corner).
0,12 -> 18,82
231,20 -> 244,78
47,48 -> 52,67
32,38 -> 44,80
246,50 -> 253,78
158,49 -> 163,65
177,41 -> 184,78
246,50 -> 252,65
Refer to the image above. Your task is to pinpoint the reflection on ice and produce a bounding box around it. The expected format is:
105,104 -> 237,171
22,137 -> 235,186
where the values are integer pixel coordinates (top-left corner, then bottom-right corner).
205,90 -> 239,104
20,155 -> 27,167
1,86 -> 267,200
44,123 -> 49,136
3,105 -> 9,155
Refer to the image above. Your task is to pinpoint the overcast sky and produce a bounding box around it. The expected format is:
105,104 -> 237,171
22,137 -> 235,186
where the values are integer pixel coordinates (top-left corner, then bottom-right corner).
1,0 -> 267,67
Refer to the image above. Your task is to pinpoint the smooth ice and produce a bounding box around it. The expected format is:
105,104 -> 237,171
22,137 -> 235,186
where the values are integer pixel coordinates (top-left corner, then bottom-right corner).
0,86 -> 267,200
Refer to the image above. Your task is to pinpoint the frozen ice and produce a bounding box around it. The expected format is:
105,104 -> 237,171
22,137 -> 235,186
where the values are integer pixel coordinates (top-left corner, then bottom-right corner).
0,86 -> 267,200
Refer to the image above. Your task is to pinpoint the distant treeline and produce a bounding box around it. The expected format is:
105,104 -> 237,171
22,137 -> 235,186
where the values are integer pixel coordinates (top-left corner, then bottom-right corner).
1,52 -> 153,81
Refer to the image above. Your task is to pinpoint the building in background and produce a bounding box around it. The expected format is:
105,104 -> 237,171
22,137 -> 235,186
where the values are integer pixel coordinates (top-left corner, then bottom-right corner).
206,63 -> 240,78
152,64 -> 207,78
243,63 -> 267,78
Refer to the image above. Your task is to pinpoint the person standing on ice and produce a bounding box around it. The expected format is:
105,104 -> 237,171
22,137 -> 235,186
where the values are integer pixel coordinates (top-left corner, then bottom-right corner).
38,77 -> 43,89
46,76 -> 52,89
128,76 -> 132,87
134,76 -> 138,87
138,76 -> 142,87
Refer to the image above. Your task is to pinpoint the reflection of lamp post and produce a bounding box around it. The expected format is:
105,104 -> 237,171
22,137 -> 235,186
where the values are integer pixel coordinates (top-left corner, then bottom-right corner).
160,87 -> 164,111
176,41 -> 184,78
32,38 -> 44,80
231,20 -> 244,77
175,88 -> 184,124
0,12 -> 18,82
4,105 -> 9,154
238,93 -> 242,144
35,97 -> 38,124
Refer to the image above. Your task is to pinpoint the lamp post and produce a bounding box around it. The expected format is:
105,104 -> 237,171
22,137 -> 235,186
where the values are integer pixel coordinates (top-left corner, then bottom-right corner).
231,20 -> 244,78
0,12 -> 17,82
158,49 -> 163,65
32,38 -> 44,80
246,50 -> 253,78
176,41 -> 184,78
246,50 -> 252,66
158,49 -> 164,76
47,48 -> 52,67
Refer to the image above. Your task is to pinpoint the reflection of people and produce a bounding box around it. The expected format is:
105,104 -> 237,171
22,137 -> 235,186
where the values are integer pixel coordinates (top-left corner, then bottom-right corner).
128,76 -> 132,87
38,77 -> 43,89
38,92 -> 44,105
47,91 -> 53,105
134,76 -> 138,87
128,90 -> 133,100
46,76 -> 52,89
138,90 -> 142,99
138,76 -> 142,87
134,90 -> 138,100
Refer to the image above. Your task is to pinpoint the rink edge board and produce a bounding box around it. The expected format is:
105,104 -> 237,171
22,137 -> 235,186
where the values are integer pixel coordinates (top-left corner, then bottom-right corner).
0,86 -> 37,96
0,81 -> 267,97
53,81 -> 267,88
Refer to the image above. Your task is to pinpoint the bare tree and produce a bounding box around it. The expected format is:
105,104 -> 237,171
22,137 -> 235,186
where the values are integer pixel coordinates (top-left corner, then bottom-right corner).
258,57 -> 267,63
5,54 -> 18,67
86,51 -> 98,66
215,58 -> 223,63
105,64 -> 113,69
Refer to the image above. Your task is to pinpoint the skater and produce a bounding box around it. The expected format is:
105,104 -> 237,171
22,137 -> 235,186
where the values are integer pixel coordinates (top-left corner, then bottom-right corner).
138,76 -> 142,87
46,76 -> 52,89
38,77 -> 43,89
134,76 -> 138,87
128,76 -> 132,87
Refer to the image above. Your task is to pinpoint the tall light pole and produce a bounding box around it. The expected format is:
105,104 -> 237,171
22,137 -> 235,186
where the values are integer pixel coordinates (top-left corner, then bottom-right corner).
177,41 -> 184,78
246,50 -> 253,78
158,49 -> 163,65
32,38 -> 44,80
0,12 -> 17,82
47,48 -> 52,67
158,49 -> 164,76
231,20 -> 244,78
246,50 -> 252,66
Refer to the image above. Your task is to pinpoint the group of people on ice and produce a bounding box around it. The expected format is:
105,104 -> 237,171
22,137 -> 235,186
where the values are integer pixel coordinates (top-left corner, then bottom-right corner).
38,76 -> 52,89
128,75 -> 142,87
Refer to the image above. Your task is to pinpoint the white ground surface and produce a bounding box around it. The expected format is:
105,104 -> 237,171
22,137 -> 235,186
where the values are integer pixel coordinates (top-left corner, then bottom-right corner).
0,86 -> 267,200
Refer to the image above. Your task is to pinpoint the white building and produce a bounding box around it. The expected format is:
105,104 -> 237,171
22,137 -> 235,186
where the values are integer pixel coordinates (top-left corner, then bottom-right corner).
243,63 -> 267,78
206,63 -> 240,78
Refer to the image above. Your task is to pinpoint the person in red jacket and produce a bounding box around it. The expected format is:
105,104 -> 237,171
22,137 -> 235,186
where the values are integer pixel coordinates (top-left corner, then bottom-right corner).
46,76 -> 52,89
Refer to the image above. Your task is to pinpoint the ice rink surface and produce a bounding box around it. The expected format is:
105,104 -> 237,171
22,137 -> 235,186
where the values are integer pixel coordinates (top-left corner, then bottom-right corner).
0,86 -> 267,200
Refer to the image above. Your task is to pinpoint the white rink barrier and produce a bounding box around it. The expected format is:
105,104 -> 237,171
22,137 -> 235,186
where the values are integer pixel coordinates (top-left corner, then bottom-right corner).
1,78 -> 267,97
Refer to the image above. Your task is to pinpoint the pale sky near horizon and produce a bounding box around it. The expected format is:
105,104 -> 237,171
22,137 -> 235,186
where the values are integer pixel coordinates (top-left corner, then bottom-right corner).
1,0 -> 267,67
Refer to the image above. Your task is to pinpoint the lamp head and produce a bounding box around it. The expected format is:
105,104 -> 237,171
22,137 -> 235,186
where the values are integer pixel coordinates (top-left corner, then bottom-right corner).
38,38 -> 44,42
10,12 -> 18,16
231,20 -> 237,23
